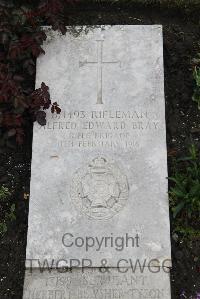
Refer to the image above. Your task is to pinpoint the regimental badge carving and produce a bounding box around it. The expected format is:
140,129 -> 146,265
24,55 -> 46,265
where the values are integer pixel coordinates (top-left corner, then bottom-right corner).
70,157 -> 129,220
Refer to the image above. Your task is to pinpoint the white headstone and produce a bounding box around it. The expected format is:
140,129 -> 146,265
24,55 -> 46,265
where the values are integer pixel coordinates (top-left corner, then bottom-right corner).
24,25 -> 171,298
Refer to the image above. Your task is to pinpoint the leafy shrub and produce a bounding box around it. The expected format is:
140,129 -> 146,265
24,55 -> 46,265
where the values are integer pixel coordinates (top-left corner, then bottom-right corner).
0,1 -> 74,150
169,144 -> 200,220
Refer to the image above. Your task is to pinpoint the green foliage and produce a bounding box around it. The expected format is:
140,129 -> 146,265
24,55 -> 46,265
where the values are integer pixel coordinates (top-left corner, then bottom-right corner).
0,186 -> 11,201
169,145 -> 200,220
0,186 -> 15,236
0,204 -> 16,235
192,65 -> 200,110
173,224 -> 200,240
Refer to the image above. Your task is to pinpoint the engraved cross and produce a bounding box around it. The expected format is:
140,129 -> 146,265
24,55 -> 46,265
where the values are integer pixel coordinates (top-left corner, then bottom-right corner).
79,40 -> 121,104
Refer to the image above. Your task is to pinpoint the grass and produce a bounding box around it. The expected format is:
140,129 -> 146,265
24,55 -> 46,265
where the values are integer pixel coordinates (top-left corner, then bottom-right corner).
169,145 -> 200,240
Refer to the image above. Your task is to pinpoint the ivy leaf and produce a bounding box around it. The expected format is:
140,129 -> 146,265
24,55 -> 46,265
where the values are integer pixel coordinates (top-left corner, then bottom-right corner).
36,110 -> 46,126
51,102 -> 61,114
55,105 -> 61,114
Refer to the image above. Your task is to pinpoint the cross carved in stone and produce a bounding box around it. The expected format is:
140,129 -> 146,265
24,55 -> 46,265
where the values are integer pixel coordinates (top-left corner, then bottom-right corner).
79,40 -> 121,104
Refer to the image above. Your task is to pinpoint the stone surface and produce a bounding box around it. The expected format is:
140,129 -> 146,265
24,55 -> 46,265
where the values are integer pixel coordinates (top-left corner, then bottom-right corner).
23,268 -> 171,299
26,25 -> 171,267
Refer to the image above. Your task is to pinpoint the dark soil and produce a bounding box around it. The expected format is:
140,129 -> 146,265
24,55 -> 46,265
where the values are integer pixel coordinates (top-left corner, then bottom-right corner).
0,2 -> 200,299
